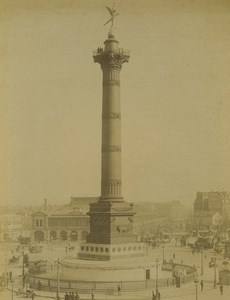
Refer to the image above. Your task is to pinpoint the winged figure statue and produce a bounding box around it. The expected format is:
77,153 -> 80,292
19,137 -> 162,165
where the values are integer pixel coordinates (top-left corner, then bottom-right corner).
104,2 -> 119,30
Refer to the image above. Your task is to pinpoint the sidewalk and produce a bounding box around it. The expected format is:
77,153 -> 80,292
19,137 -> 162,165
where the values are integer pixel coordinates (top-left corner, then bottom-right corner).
4,276 -> 230,300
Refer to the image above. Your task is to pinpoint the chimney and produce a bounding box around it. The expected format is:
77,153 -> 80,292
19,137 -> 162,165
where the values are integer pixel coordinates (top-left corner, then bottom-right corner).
44,199 -> 47,210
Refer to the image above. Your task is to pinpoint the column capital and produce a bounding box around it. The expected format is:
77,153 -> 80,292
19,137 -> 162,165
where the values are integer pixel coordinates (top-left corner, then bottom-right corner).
93,49 -> 130,70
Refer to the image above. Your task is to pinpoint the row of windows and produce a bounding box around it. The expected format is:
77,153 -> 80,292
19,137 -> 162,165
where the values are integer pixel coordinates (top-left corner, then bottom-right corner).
48,218 -> 89,227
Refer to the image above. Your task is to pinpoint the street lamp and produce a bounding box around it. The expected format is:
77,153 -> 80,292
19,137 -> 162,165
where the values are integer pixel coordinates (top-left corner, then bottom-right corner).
146,241 -> 149,256
56,258 -> 60,300
11,279 -> 15,300
155,258 -> 159,298
213,255 -> 217,288
194,279 -> 199,300
200,247 -> 204,276
162,245 -> 165,262
22,250 -> 25,287
4,253 -> 7,287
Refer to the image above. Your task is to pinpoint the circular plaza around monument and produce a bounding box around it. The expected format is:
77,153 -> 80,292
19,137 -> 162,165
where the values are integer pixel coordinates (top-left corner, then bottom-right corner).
26,253 -> 196,293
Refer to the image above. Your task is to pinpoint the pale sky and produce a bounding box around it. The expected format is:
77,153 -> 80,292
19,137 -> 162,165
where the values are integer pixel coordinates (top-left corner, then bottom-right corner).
0,0 -> 230,207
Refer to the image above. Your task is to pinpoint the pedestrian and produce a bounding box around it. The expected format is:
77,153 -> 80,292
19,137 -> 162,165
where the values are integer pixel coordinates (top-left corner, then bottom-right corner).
6,272 -> 9,286
71,292 -> 74,300
91,289 -> 95,300
37,280 -> 41,290
220,284 -> 223,295
118,283 -> 121,295
26,281 -> 30,292
31,290 -> 35,300
200,280 -> 204,291
157,290 -> 161,300
64,292 -> 68,300
9,271 -> 12,280
152,291 -> 156,300
75,291 -> 80,300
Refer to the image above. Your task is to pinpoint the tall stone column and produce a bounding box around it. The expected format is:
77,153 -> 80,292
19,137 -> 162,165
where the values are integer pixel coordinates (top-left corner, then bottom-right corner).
81,32 -> 139,252
93,32 -> 130,202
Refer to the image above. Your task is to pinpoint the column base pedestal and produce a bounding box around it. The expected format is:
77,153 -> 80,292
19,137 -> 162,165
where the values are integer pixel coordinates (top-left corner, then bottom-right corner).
78,242 -> 146,261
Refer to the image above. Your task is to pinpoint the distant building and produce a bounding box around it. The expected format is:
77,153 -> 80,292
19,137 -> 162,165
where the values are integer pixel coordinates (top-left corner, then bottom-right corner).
194,191 -> 230,229
31,210 -> 90,242
133,201 -> 188,238
29,196 -> 101,242
0,214 -> 23,241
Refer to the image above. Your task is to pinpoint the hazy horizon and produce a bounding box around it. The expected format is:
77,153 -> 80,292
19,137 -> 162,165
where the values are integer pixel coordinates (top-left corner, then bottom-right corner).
0,0 -> 230,206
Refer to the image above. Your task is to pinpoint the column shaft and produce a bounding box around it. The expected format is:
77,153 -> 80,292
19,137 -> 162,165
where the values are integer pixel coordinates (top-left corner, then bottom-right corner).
101,68 -> 123,200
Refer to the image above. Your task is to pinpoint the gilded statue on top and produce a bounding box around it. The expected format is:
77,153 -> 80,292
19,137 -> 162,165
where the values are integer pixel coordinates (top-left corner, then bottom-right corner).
104,2 -> 119,31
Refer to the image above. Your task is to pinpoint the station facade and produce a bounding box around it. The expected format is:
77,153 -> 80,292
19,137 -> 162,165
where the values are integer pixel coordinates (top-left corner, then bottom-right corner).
31,211 -> 89,242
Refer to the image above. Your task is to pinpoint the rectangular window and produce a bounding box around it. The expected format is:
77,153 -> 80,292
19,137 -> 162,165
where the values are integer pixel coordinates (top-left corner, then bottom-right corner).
146,269 -> 150,280
35,219 -> 43,227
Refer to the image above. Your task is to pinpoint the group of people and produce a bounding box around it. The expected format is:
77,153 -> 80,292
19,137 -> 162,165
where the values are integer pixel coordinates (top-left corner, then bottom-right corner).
65,289 -> 94,300
152,290 -> 161,300
2,271 -> 13,286
96,47 -> 103,54
64,291 -> 80,300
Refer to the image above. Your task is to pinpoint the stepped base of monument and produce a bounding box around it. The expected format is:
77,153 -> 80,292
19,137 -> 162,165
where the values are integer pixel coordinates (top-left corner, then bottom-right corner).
77,242 -> 145,260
